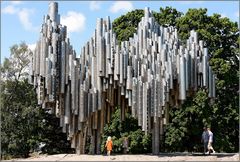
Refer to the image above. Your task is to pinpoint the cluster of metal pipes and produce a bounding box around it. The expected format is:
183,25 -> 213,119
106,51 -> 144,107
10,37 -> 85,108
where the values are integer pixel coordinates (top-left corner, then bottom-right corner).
29,2 -> 215,154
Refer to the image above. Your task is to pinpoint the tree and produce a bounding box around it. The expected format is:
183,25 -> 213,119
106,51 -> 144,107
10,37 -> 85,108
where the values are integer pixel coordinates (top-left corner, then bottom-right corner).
112,9 -> 144,42
165,89 -> 212,152
0,43 -> 73,159
112,7 -> 182,42
1,43 -> 30,81
170,8 -> 239,153
38,111 -> 74,155
112,7 -> 239,152
1,42 -> 34,158
1,79 -> 40,158
100,107 -> 151,154
153,6 -> 182,27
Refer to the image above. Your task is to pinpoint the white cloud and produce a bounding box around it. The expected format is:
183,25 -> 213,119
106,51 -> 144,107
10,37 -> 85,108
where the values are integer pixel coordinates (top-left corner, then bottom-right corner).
109,1 -> 134,13
28,43 -> 36,51
220,13 -> 227,18
18,8 -> 38,31
2,5 -> 18,14
90,1 -> 101,11
61,11 -> 86,33
10,1 -> 22,5
2,5 -> 38,31
235,11 -> 239,17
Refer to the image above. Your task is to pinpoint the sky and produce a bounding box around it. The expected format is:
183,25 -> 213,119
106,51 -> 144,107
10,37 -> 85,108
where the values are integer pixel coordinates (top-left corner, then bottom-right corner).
1,1 -> 239,63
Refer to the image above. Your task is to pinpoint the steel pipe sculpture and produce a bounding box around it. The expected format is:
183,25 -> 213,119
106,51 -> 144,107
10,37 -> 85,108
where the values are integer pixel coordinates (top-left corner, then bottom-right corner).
29,2 -> 215,154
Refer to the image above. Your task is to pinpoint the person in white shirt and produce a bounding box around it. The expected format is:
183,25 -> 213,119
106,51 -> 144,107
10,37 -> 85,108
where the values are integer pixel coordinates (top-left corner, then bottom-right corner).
207,127 -> 216,154
201,127 -> 209,154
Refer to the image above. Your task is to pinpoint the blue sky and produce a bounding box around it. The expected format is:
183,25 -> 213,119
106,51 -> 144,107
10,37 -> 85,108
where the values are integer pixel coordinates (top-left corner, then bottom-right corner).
1,1 -> 239,63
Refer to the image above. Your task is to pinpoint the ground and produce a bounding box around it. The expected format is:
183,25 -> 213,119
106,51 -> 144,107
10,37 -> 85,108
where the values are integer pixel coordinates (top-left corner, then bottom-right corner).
5,153 -> 239,161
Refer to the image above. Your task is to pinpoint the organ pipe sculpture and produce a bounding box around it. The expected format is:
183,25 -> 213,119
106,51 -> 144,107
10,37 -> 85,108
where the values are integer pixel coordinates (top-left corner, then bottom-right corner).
29,2 -> 215,154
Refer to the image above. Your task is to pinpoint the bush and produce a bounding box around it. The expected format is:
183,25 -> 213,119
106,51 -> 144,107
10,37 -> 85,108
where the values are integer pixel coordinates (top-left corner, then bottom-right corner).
101,106 -> 152,154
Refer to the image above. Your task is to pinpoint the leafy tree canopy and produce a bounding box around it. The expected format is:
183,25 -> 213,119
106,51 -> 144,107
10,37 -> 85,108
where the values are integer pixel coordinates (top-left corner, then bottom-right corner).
100,107 -> 151,154
1,43 -> 73,159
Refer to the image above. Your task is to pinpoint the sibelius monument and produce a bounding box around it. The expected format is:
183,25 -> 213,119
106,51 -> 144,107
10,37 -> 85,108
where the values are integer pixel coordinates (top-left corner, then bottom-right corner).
29,2 -> 215,154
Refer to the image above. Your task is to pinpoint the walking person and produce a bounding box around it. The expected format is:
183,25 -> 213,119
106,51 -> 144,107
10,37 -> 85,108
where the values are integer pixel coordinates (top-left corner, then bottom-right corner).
207,127 -> 216,154
122,136 -> 129,154
201,127 -> 209,155
105,136 -> 113,156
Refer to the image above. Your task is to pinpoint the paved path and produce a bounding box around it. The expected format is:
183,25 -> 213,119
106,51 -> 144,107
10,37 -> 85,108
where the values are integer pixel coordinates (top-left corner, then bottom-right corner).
5,153 -> 239,161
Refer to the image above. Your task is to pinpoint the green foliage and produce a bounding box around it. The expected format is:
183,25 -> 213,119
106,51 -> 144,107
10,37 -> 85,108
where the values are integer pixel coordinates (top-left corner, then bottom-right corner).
112,7 -> 239,153
165,90 -> 211,152
1,79 -> 40,158
169,8 -> 239,153
128,129 -> 152,154
153,7 -> 182,27
113,9 -> 144,42
38,111 -> 74,155
176,8 -> 210,40
1,79 -> 73,158
1,43 -> 73,159
112,7 -> 182,43
101,107 -> 152,154
0,42 -> 30,80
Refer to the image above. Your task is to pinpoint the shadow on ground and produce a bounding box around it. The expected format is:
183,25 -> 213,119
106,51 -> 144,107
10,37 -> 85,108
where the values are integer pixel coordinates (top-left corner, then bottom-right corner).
102,152 -> 237,158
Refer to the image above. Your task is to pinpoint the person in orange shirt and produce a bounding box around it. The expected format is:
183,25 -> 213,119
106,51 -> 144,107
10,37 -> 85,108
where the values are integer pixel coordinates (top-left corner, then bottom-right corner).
105,136 -> 113,156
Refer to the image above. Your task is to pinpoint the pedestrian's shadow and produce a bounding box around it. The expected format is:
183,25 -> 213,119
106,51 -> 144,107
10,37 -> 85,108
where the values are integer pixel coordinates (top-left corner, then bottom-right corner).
151,152 -> 238,158
192,152 -> 236,158
156,152 -> 190,157
102,153 -> 117,156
